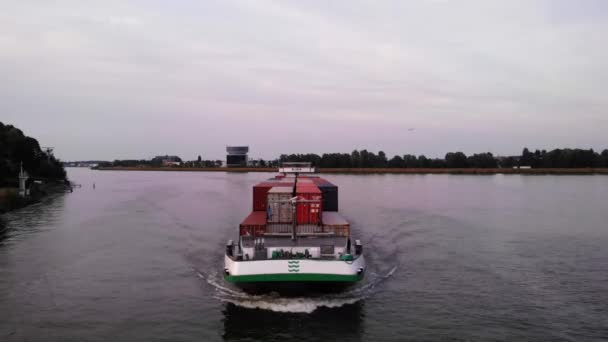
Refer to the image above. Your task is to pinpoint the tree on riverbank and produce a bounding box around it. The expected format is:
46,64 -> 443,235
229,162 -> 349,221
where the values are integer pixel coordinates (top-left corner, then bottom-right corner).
101,147 -> 608,170
279,148 -> 608,169
519,147 -> 608,168
0,122 -> 66,186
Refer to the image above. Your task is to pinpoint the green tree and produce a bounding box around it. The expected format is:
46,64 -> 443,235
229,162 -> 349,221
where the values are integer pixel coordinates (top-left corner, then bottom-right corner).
467,153 -> 497,168
351,150 -> 361,167
499,156 -> 517,168
377,151 -> 388,168
403,154 -> 419,168
445,152 -> 468,168
0,122 -> 66,185
418,155 -> 430,168
360,150 -> 370,167
521,148 -> 533,166
388,155 -> 404,168
429,158 -> 446,168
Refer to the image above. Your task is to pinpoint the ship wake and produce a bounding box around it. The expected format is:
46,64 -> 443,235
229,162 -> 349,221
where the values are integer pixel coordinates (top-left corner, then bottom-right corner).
196,266 -> 397,313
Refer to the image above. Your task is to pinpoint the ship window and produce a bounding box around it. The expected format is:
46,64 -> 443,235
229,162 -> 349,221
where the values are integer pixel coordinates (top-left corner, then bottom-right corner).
320,245 -> 334,255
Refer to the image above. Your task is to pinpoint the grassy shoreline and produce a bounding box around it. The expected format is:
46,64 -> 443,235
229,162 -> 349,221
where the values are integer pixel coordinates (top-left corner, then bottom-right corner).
94,167 -> 608,175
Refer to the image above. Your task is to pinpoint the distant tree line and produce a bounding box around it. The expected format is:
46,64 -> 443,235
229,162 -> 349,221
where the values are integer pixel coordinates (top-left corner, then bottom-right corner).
100,154 -> 282,168
280,148 -> 608,169
99,147 -> 608,170
0,122 -> 67,186
98,159 -> 152,168
516,148 -> 608,168
98,155 -> 223,168
183,155 -> 223,168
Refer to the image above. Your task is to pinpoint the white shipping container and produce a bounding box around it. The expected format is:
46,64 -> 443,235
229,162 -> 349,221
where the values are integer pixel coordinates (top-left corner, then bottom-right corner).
267,187 -> 294,223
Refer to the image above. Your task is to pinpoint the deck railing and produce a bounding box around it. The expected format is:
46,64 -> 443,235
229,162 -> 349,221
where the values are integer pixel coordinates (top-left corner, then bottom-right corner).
265,223 -> 326,235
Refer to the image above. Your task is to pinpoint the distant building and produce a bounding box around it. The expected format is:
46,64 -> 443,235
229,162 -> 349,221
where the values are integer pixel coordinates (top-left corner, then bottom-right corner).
226,146 -> 248,167
63,161 -> 102,168
247,159 -> 263,167
153,155 -> 182,166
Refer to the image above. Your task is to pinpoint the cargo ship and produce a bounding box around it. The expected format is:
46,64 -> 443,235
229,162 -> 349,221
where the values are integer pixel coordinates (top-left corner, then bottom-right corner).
224,163 -> 365,292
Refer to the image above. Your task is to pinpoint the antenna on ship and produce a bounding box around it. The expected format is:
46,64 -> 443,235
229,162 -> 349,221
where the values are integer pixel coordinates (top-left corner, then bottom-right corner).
291,196 -> 297,241
291,171 -> 298,241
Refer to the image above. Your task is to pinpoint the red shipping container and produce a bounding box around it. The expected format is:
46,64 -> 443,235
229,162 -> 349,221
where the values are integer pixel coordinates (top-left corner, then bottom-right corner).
296,185 -> 322,224
239,211 -> 267,236
284,176 -> 313,183
253,183 -> 272,211
253,182 -> 293,211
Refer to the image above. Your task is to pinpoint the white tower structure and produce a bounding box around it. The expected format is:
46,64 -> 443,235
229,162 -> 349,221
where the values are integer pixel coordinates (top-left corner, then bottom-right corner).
18,162 -> 29,197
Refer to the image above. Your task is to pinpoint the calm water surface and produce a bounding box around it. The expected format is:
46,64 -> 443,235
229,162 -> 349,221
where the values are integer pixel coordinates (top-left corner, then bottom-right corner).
1,169 -> 607,341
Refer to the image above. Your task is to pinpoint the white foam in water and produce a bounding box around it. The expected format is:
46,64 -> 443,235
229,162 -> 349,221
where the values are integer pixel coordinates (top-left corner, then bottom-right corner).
214,293 -> 362,313
198,266 -> 397,313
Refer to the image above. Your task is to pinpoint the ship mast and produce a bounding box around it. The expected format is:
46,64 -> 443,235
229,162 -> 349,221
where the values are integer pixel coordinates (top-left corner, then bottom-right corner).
278,162 -> 316,242
291,172 -> 298,241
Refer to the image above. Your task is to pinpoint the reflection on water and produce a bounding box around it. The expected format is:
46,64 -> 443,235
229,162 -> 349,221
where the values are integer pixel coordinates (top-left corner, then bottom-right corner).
0,193 -> 66,245
0,216 -> 6,240
222,302 -> 364,342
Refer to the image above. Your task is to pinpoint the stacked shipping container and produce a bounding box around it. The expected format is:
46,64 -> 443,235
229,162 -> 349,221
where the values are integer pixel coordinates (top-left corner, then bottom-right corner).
239,212 -> 267,236
267,187 -> 293,223
252,181 -> 292,211
296,184 -> 322,224
321,212 -> 350,237
241,176 -> 347,237
313,178 -> 338,212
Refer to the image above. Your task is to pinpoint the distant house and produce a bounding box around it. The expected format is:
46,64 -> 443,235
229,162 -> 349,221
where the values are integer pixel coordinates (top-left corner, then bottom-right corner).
226,146 -> 248,167
152,155 -> 182,166
163,160 -> 181,167
63,161 -> 102,168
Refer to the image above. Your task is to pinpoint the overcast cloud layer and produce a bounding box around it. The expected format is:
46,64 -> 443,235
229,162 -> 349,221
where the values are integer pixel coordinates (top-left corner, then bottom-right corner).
1,0 -> 607,160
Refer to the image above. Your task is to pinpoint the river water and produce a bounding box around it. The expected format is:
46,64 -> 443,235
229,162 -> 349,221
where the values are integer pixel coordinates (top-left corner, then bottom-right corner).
1,168 -> 607,341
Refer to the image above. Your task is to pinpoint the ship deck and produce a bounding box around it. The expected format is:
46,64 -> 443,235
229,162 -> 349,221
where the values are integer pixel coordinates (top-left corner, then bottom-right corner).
241,235 -> 348,248
237,235 -> 350,260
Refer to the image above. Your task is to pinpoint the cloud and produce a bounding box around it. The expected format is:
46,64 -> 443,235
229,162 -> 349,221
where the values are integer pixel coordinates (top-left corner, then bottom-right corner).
1,0 -> 607,160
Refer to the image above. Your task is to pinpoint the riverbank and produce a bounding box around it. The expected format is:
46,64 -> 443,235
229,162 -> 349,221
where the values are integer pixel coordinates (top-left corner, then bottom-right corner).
94,167 -> 608,174
0,182 -> 71,214
0,188 -> 34,214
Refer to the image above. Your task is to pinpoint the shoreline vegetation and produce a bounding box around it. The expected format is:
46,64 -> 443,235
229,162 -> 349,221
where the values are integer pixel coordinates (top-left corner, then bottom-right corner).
1,121 -> 69,214
0,182 -> 69,214
95,166 -> 608,175
95,148 -> 608,171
